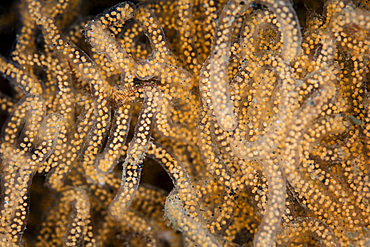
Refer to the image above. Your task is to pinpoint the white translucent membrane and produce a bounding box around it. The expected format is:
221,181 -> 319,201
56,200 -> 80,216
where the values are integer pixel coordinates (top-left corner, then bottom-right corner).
208,0 -> 301,132
165,189 -> 222,247
0,95 -> 61,243
109,87 -> 160,217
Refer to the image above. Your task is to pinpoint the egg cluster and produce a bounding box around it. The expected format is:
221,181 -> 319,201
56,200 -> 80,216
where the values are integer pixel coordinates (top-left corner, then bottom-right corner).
0,0 -> 369,246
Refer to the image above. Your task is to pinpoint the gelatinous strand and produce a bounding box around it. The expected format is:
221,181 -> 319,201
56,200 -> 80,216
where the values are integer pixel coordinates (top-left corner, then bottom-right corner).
197,110 -> 243,235
0,55 -> 43,95
146,142 -> 199,217
11,0 -> 45,68
50,56 -> 76,129
117,22 -> 149,60
63,189 -> 96,247
253,160 -> 286,247
156,64 -> 199,136
198,110 -> 235,187
279,80 -> 347,226
330,7 -> 370,55
208,0 -> 247,132
208,0 -> 301,132
296,29 -> 336,76
109,87 -> 160,217
260,0 -> 302,62
0,96 -> 60,244
43,0 -> 72,20
0,95 -> 44,152
135,6 -> 171,80
199,59 -> 215,112
121,210 -> 159,247
234,65 -> 279,141
66,20 -> 87,45
155,94 -> 197,144
230,56 -> 298,160
165,189 -> 222,247
28,0 -> 111,93
195,0 -> 217,60
240,9 -> 282,58
200,59 -> 243,165
80,101 -> 112,182
95,1 -> 136,35
97,210 -> 158,246
29,1 -> 113,166
136,6 -> 170,61
46,98 -> 96,190
176,0 -> 201,77
1,0 -> 370,245
85,2 -> 137,84
95,104 -> 131,173
85,20 -> 137,83
275,218 -> 337,246
0,95 -> 14,114
35,188 -> 96,247
30,5 -> 113,187
159,63 -> 196,99
131,185 -> 167,219
300,116 -> 367,224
